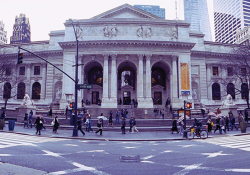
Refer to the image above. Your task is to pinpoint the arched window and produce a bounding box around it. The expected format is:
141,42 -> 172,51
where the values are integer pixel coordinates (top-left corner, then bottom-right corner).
151,67 -> 166,89
241,83 -> 249,99
32,82 -> 41,99
227,83 -> 235,99
3,82 -> 11,99
17,82 -> 25,99
88,67 -> 103,87
212,83 -> 221,100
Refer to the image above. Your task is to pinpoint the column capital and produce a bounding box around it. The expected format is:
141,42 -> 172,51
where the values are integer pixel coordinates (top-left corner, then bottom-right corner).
26,63 -> 32,68
137,54 -> 144,60
103,54 -> 109,60
171,55 -> 178,61
145,54 -> 152,60
110,54 -> 117,60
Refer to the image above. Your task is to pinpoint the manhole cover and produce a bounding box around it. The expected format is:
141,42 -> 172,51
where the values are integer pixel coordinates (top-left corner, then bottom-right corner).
119,155 -> 140,162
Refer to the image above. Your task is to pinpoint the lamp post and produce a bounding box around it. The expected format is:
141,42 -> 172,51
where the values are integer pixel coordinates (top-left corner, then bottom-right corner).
70,19 -> 79,137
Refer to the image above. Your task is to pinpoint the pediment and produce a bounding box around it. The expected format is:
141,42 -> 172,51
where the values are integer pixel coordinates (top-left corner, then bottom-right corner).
91,4 -> 162,19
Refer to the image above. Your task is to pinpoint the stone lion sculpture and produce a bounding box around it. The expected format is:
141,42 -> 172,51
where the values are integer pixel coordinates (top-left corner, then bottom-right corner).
21,94 -> 34,106
222,94 -> 234,106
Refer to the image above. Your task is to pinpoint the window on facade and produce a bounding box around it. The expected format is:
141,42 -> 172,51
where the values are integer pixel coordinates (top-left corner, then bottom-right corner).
19,66 -> 25,75
241,83 -> 249,99
3,82 -> 11,99
227,67 -> 233,76
5,67 -> 11,76
213,67 -> 219,76
241,68 -> 247,76
212,83 -> 221,100
32,82 -> 41,99
34,66 -> 40,75
17,82 -> 25,99
227,83 -> 235,99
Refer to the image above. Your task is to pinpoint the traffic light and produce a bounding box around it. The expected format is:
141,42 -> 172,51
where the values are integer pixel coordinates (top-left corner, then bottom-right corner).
186,102 -> 192,109
17,51 -> 23,64
70,102 -> 75,108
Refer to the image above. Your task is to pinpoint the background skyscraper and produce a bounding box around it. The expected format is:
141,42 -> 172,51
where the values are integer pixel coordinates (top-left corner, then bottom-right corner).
183,0 -> 212,41
0,21 -> 7,44
134,5 -> 165,19
10,14 -> 31,44
214,0 -> 250,44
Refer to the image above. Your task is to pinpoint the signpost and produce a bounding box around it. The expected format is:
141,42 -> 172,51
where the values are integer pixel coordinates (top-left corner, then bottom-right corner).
77,83 -> 93,89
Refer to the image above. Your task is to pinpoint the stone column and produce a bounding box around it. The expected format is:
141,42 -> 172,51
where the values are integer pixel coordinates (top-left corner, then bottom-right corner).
206,65 -> 212,100
102,54 -> 109,99
145,54 -> 153,107
172,55 -> 178,99
137,54 -> 144,99
110,54 -> 117,108
41,63 -> 47,100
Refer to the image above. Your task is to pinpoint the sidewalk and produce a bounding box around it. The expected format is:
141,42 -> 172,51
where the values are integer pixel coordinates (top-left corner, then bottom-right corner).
1,124 -> 249,141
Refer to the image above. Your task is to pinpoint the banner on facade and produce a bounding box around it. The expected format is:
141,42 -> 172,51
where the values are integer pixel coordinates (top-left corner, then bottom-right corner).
181,63 -> 190,90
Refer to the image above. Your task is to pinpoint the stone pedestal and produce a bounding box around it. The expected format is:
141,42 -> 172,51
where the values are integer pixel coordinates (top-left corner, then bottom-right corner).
137,98 -> 153,108
220,105 -> 238,121
101,98 -> 117,108
18,105 -> 36,117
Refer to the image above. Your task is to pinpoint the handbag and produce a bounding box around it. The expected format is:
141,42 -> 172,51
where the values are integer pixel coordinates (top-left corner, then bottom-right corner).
51,120 -> 54,125
211,121 -> 214,126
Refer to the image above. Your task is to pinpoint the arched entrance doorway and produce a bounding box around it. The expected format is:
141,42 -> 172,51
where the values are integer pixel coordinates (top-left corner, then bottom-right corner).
151,61 -> 170,106
117,61 -> 137,106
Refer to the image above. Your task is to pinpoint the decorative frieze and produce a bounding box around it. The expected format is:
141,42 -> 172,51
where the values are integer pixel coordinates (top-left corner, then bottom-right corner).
103,26 -> 118,37
137,26 -> 151,38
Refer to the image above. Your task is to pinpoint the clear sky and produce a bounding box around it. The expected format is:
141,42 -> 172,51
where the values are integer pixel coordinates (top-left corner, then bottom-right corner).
0,0 -> 214,43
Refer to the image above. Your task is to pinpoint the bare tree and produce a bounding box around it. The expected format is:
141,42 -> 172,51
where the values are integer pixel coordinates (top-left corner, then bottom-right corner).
221,45 -> 250,108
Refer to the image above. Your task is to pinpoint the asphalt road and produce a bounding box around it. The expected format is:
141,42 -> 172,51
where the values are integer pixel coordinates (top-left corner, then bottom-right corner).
0,132 -> 250,175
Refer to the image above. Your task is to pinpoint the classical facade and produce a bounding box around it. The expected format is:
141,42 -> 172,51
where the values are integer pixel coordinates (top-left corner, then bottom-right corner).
0,4 -> 247,111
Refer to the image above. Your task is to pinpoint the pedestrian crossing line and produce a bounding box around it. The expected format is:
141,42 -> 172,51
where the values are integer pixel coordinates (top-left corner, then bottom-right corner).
196,135 -> 250,152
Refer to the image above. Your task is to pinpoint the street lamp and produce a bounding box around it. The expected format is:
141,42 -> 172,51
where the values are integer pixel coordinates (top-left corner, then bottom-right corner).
69,19 -> 79,137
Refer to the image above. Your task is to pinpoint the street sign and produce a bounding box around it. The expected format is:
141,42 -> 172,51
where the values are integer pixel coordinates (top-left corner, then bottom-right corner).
77,83 -> 93,89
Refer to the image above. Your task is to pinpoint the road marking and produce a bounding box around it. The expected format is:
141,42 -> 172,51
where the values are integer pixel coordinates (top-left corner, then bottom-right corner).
201,151 -> 232,158
174,164 -> 203,175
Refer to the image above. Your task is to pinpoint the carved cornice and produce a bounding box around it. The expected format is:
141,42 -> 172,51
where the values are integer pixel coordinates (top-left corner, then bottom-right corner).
59,40 -> 195,49
191,50 -> 235,58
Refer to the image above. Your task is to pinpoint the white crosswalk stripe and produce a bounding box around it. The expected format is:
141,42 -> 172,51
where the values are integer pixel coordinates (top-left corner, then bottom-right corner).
196,135 -> 250,152
0,133 -> 66,149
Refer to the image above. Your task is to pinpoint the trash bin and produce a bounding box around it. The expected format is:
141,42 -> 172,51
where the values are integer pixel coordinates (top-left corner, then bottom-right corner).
240,120 -> 247,133
0,119 -> 4,130
8,119 -> 15,131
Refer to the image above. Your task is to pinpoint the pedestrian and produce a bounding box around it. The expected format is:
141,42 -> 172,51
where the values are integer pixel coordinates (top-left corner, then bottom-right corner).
121,117 -> 126,134
229,112 -> 237,130
245,108 -> 249,123
165,97 -> 171,112
1,112 -> 6,127
115,109 -> 120,124
201,108 -> 205,118
24,113 -> 29,128
52,116 -> 60,133
160,109 -> 165,119
77,118 -> 85,136
107,110 -> 114,127
220,116 -> 226,134
34,116 -> 43,135
171,118 -> 178,134
65,106 -> 68,119
206,116 -> 212,133
95,118 -> 103,135
87,116 -> 93,132
153,108 -> 157,117
214,117 -> 221,133
40,115 -> 46,130
178,119 -> 184,135
217,108 -> 221,114
225,116 -> 230,131
238,112 -> 244,129
131,117 -> 139,133
49,108 -> 53,118
29,110 -> 33,116
129,117 -> 134,132
28,113 -> 33,128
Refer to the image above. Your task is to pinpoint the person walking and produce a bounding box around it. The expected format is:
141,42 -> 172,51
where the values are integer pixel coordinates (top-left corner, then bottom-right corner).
160,109 -> 165,119
52,116 -> 60,133
77,118 -> 85,136
121,117 -> 126,134
178,119 -> 184,135
107,110 -> 114,127
28,113 -> 33,128
34,116 -> 43,135
131,117 -> 139,133
220,116 -> 226,134
225,116 -> 230,131
49,108 -> 53,118
206,116 -> 212,133
115,109 -> 120,124
24,113 -> 29,128
95,118 -> 103,135
65,106 -> 68,119
214,117 -> 221,133
128,117 -> 134,132
87,116 -> 93,132
171,118 -> 178,134
165,97 -> 171,112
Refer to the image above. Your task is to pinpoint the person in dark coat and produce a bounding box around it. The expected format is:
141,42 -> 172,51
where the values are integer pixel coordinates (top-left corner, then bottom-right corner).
95,118 -> 103,135
34,117 -> 43,135
245,108 -> 249,123
77,118 -> 85,136
24,113 -> 29,128
49,108 -> 53,118
214,117 -> 221,133
107,110 -> 114,127
52,116 -> 60,133
121,117 -> 126,134
171,118 -> 178,134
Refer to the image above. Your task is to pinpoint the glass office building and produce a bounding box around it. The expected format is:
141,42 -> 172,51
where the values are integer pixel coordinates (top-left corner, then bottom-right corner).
134,5 -> 165,19
214,0 -> 250,44
183,0 -> 212,41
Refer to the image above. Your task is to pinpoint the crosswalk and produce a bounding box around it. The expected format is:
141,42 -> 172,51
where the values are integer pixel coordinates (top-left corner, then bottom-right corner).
197,135 -> 250,152
0,132 -> 65,149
